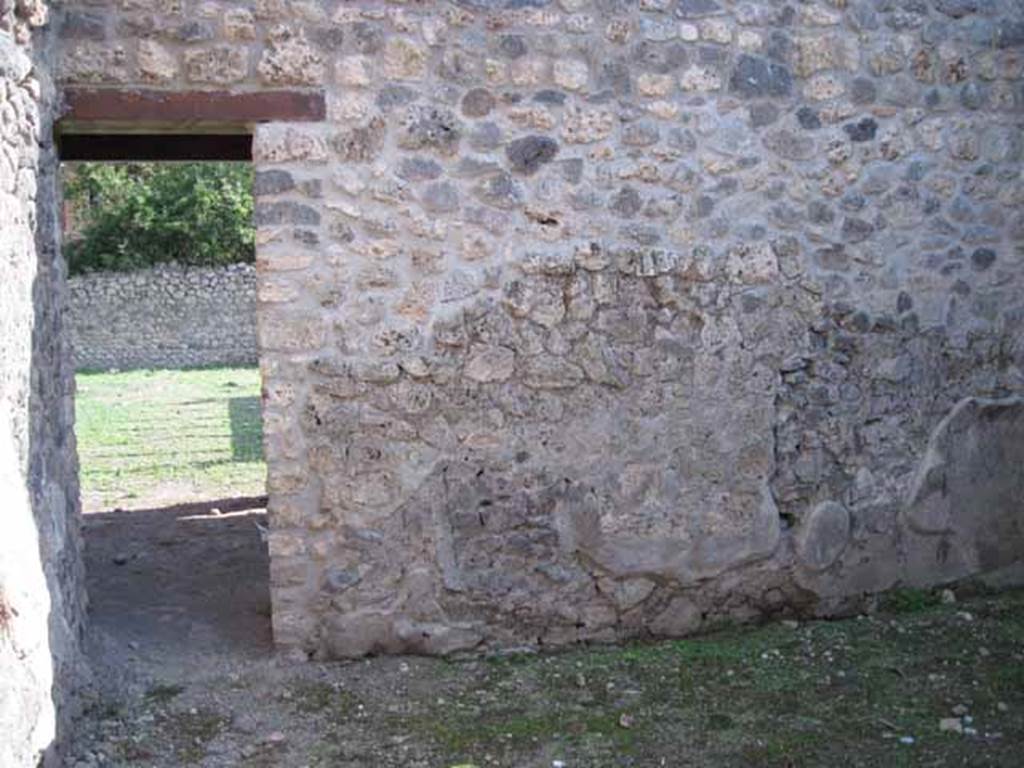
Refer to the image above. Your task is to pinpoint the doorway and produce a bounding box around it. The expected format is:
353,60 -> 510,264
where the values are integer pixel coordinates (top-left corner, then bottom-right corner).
59,152 -> 273,668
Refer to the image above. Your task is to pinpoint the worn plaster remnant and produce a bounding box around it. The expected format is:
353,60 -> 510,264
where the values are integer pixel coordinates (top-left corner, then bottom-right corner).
39,0 -> 1024,666
796,501 -> 850,572
903,397 -> 1024,585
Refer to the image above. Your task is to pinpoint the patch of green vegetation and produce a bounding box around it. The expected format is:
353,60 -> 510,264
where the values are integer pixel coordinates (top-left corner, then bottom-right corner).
65,162 -> 253,275
424,708 -> 635,757
75,367 -> 265,510
291,680 -> 362,719
145,683 -> 186,703
878,587 -> 942,614
160,708 -> 229,764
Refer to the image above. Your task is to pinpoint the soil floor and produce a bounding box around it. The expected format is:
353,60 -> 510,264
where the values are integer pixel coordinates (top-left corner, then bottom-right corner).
69,498 -> 1024,767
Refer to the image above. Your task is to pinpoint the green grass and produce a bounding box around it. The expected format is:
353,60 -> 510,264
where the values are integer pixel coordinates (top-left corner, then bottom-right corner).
75,367 -> 265,511
398,590 -> 1024,766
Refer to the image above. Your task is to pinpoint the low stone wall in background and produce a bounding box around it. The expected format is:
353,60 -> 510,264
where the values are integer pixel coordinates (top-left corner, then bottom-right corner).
68,263 -> 257,371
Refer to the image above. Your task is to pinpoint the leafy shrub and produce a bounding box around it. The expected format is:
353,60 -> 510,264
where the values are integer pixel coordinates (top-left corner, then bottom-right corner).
63,162 -> 254,275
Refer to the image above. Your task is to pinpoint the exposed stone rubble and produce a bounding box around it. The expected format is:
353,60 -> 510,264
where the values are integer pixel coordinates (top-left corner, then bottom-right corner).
50,0 -> 1024,661
68,263 -> 257,371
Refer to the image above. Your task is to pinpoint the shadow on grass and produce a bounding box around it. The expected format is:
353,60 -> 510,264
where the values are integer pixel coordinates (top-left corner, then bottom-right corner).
228,396 -> 263,462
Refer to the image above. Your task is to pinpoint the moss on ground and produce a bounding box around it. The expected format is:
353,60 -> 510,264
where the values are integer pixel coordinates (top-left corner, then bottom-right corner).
74,589 -> 1024,767
404,588 -> 1024,767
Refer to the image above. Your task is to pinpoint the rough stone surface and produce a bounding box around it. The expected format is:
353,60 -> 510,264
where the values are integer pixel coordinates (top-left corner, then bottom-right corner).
67,264 -> 257,371
506,134 -> 558,175
34,0 -> 1024,664
2,5 -> 88,766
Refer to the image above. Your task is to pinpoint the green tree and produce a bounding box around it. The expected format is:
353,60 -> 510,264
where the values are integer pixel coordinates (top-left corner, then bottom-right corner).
63,162 -> 255,275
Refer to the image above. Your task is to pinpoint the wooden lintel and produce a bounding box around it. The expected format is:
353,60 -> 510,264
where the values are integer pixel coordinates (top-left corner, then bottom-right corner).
58,88 -> 326,132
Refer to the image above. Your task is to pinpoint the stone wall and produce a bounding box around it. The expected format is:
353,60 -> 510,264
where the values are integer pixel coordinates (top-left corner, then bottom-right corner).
68,262 -> 258,371
1,2 -> 88,766
56,0 -> 1024,658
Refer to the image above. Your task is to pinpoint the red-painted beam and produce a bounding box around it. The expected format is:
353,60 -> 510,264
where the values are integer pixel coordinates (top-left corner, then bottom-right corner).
60,88 -> 326,126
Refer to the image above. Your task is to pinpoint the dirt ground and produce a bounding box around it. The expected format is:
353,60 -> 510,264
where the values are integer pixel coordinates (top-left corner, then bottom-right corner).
69,498 -> 1024,768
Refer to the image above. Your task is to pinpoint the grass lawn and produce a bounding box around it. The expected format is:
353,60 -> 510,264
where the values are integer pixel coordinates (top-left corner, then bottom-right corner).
75,367 -> 265,512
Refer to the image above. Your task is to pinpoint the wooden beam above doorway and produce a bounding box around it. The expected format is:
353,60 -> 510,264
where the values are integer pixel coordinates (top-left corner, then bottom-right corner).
55,88 -> 325,162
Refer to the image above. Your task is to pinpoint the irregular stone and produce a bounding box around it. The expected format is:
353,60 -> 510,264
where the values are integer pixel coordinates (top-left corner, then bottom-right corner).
561,107 -> 615,144
813,244 -> 848,271
680,64 -> 722,92
474,171 -> 524,209
421,181 -> 459,213
323,567 -> 361,593
970,248 -> 996,271
792,35 -> 855,77
499,34 -> 527,59
258,29 -> 323,86
609,186 -> 642,218
376,85 -> 418,111
464,345 -> 515,383
383,37 -> 426,81
172,21 -> 215,44
506,135 -> 559,175
725,242 -> 778,283
522,355 -> 584,389
650,597 -> 702,637
674,0 -> 723,18
553,58 -> 589,91
331,117 -> 386,163
224,8 -> 256,40
398,104 -> 462,156
137,40 -> 177,83
749,102 -> 780,128
841,217 -> 875,243
255,126 -> 329,164
462,88 -> 495,117
253,170 -> 295,196
994,21 -> 1024,49
337,55 -> 373,87
184,46 -> 247,84
850,77 -> 877,105
844,117 -> 878,142
60,11 -> 105,40
622,121 -> 660,146
533,89 -> 566,105
255,201 -> 321,227
607,578 -> 656,611
729,54 -> 792,98
762,129 -> 815,161
796,106 -> 821,130
935,0 -> 979,19
960,82 -> 985,111
397,157 -> 443,182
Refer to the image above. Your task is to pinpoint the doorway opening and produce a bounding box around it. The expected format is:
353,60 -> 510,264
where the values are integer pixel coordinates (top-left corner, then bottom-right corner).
55,88 -> 325,671
60,151 -> 272,666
